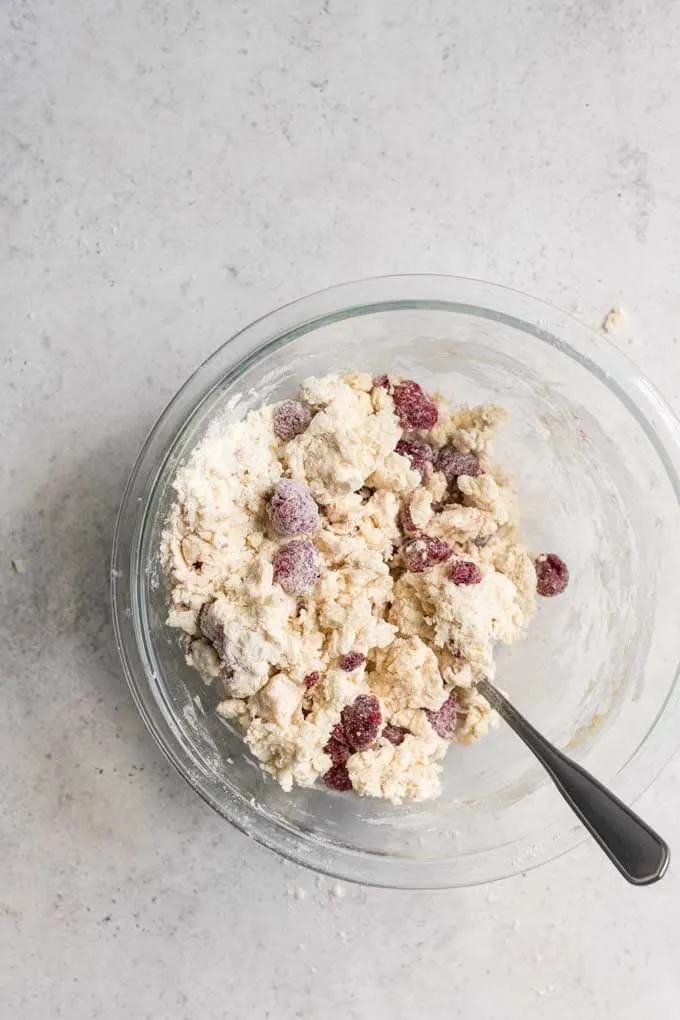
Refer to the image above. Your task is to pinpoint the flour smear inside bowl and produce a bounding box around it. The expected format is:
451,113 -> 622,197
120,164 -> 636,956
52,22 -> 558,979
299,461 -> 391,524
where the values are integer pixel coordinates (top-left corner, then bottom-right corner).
161,372 -> 567,804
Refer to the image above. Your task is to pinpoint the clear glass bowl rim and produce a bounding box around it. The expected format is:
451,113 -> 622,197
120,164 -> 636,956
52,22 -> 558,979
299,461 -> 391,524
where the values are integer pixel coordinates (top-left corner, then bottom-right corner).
111,274 -> 680,889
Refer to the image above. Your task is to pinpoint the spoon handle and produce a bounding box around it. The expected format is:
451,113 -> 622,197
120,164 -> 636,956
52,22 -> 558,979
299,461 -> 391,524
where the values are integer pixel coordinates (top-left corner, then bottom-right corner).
477,679 -> 670,885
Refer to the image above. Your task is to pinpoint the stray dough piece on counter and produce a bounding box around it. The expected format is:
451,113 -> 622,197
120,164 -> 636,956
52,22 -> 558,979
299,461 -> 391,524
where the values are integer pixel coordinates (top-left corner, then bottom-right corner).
601,305 -> 627,334
162,371 -> 550,805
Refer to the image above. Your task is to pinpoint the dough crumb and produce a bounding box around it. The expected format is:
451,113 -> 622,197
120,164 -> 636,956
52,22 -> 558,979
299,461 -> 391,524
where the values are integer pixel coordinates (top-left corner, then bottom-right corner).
11,558 -> 26,574
601,305 -> 626,334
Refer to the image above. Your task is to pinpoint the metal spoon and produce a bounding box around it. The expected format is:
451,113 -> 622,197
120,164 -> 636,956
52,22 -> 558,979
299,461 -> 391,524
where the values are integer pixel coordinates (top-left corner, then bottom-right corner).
477,678 -> 670,885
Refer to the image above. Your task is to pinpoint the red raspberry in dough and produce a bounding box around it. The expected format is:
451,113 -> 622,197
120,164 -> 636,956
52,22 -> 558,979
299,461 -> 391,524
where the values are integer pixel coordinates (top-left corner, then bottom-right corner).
323,764 -> 353,791
383,724 -> 409,746
424,693 -> 458,739
267,479 -> 318,537
395,439 -> 434,477
324,724 -> 351,766
341,695 -> 382,751
435,445 -> 482,483
449,561 -> 482,586
273,400 -> 312,440
392,380 -> 438,430
339,651 -> 366,672
403,536 -> 453,572
272,540 -> 321,595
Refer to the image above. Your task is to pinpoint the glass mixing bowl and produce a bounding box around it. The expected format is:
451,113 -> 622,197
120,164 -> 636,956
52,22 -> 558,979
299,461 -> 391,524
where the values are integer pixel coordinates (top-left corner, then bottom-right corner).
111,275 -> 680,888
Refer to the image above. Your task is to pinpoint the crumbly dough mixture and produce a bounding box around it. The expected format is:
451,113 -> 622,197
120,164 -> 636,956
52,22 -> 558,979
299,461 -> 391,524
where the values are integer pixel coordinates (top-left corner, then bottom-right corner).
162,373 -> 537,804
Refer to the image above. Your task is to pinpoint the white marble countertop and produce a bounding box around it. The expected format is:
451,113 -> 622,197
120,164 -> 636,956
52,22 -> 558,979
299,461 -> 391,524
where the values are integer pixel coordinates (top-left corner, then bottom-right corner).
3,1 -> 680,1016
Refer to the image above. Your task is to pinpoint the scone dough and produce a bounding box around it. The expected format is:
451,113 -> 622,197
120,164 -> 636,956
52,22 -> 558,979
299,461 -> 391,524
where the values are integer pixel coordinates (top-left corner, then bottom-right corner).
162,373 -> 537,804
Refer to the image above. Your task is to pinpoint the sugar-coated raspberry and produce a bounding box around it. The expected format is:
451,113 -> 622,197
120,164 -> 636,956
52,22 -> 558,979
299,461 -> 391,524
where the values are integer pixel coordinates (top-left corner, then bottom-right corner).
304,671 -> 321,688
339,651 -> 366,672
324,724 -> 351,766
395,439 -> 434,476
272,540 -> 321,595
373,374 -> 391,391
449,560 -> 482,586
403,536 -> 453,572
323,763 -> 353,791
273,400 -> 312,440
341,695 -> 382,751
435,445 -> 482,483
403,539 -> 429,573
383,724 -> 409,746
424,693 -> 458,738
267,479 -> 318,537
330,722 -> 346,744
425,536 -> 453,564
392,380 -> 439,430
535,553 -> 569,596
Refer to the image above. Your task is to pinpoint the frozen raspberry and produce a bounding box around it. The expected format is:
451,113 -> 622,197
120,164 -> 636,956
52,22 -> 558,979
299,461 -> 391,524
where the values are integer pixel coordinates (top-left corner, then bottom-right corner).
267,479 -> 319,537
383,724 -> 409,746
535,553 -> 569,596
273,400 -> 312,441
395,439 -> 434,477
403,536 -> 453,572
330,722 -> 346,744
403,539 -> 429,573
341,694 -> 382,751
304,671 -> 321,688
449,560 -> 482,585
435,445 -> 482,483
272,540 -> 321,595
323,763 -> 353,791
425,693 -> 458,738
400,504 -> 420,535
339,651 -> 366,672
392,380 -> 438,431
425,536 -> 453,564
373,374 -> 391,391
324,725 -> 351,766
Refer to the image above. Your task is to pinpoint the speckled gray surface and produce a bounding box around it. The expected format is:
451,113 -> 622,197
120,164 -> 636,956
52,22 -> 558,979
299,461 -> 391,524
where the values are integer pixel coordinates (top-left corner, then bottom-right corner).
2,1 -> 680,1016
